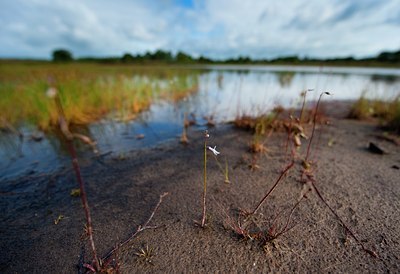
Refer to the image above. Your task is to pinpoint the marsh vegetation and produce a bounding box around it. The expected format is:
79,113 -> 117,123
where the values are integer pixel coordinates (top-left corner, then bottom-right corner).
0,62 -> 199,130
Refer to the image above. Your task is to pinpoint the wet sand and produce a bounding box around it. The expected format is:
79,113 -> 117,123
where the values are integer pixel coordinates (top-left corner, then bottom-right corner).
1,113 -> 400,273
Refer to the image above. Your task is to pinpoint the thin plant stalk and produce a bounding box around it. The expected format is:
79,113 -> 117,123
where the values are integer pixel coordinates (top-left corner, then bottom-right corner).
67,141 -> 100,270
201,133 -> 208,227
299,91 -> 376,257
284,115 -> 293,159
250,160 -> 295,215
224,157 -> 230,184
271,190 -> 310,239
51,88 -> 100,271
299,90 -> 309,124
310,180 -> 377,258
304,92 -> 330,165
212,155 -> 230,183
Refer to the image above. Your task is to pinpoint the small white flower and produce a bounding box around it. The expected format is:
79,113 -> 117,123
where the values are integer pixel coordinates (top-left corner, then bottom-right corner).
204,130 -> 210,138
207,146 -> 220,156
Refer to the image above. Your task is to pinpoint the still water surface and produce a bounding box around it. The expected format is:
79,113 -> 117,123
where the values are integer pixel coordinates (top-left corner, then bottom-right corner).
1,65 -> 400,181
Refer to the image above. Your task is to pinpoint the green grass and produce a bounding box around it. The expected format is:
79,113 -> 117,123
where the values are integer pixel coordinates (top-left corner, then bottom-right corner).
349,95 -> 400,133
0,61 -> 199,130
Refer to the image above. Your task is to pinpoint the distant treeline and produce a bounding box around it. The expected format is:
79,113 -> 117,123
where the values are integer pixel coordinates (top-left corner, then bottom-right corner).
50,48 -> 400,66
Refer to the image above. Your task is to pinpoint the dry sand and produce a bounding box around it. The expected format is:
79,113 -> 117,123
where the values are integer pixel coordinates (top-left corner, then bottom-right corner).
1,115 -> 400,273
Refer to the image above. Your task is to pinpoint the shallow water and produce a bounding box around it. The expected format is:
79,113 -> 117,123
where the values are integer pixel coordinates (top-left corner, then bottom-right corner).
1,65 -> 400,181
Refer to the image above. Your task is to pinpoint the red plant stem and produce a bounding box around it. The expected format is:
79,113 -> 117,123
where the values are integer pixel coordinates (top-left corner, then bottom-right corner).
201,139 -> 207,227
250,160 -> 295,215
53,92 -> 100,270
67,140 -> 100,271
310,180 -> 377,258
304,93 -> 324,164
274,191 -> 309,238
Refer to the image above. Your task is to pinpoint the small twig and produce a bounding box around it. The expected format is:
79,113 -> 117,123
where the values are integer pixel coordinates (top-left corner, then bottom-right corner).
101,192 -> 169,263
141,192 -> 169,229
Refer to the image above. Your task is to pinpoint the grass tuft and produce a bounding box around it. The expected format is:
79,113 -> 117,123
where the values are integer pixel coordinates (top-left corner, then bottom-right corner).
349,95 -> 400,134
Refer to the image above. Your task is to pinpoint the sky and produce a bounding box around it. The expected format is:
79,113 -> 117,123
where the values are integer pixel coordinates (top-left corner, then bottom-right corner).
1,0 -> 400,60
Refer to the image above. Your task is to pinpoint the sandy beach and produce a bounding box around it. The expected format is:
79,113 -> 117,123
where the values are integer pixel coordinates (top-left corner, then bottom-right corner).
1,111 -> 400,273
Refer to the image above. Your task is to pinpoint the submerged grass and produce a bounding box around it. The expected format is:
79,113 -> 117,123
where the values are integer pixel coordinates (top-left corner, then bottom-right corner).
0,61 -> 199,130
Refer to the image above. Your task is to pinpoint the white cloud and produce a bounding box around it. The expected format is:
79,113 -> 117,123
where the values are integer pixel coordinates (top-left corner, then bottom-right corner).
0,0 -> 399,59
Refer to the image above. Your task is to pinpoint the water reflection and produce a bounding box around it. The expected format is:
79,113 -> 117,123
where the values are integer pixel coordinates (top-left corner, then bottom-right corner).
370,74 -> 398,83
1,65 -> 400,180
275,71 -> 295,87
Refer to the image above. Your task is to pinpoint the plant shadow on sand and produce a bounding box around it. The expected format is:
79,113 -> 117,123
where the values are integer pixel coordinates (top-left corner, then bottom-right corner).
1,101 -> 400,273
